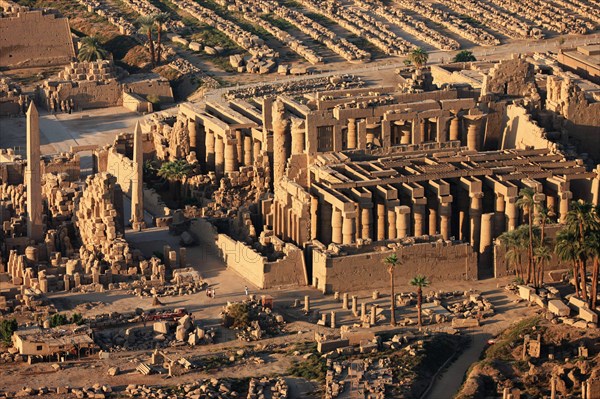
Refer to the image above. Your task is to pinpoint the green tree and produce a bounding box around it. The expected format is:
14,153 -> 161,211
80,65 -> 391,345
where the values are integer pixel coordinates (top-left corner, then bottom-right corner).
0,319 -> 18,345
158,159 -> 194,204
153,12 -> 170,65
408,47 -> 428,69
410,275 -> 430,327
566,201 -> 599,302
517,188 -> 536,285
499,229 -> 523,279
138,15 -> 157,67
555,229 -> 581,297
383,253 -> 400,326
49,313 -> 68,327
587,227 -> 600,310
452,50 -> 476,63
78,36 -> 108,62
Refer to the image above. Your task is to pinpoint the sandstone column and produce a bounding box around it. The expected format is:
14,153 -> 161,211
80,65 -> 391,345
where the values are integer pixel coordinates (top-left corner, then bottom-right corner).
395,206 -> 410,238
361,207 -> 372,240
291,118 -> 304,154
387,207 -> 397,240
253,139 -> 261,160
428,204 -> 437,236
224,138 -> 238,173
494,193 -> 506,238
370,304 -> 377,325
330,311 -> 336,329
235,130 -> 243,164
505,196 -> 518,231
310,196 -> 319,240
400,123 -> 411,145
361,302 -> 367,322
439,200 -> 451,240
347,118 -> 357,149
480,213 -> 495,269
413,201 -> 425,237
465,117 -> 482,151
470,193 -> 483,251
342,213 -> 355,244
272,100 -> 291,184
377,203 -> 386,241
188,117 -> 197,153
131,121 -> 145,231
342,293 -> 349,310
304,295 -> 310,312
331,207 -> 343,244
449,116 -> 460,141
205,129 -> 215,170
243,135 -> 252,166
25,102 -> 43,242
559,191 -> 572,223
351,295 -> 358,316
214,135 -> 224,176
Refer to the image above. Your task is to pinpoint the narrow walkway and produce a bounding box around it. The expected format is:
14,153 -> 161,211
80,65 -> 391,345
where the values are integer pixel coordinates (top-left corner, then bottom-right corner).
425,288 -> 531,399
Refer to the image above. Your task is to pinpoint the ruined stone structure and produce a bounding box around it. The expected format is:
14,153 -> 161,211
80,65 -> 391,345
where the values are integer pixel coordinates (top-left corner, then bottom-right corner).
0,6 -> 75,69
150,54 -> 600,291
38,61 -> 173,111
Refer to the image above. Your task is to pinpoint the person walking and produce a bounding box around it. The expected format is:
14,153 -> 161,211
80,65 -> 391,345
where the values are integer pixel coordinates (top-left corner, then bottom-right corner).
245,286 -> 249,296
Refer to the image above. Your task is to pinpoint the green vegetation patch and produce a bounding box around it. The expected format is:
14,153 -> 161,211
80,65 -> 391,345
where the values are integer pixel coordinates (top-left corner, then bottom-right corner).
485,316 -> 543,361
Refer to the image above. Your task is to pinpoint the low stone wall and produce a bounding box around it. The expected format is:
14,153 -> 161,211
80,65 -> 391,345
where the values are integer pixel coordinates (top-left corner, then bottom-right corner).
312,241 -> 477,293
494,224 -> 572,278
216,234 -> 308,289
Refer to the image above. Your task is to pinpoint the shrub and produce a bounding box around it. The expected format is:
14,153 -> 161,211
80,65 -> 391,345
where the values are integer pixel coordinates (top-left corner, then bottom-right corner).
0,319 -> 17,344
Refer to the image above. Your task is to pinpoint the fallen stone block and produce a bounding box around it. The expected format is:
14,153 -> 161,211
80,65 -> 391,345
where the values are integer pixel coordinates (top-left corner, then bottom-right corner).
548,299 -> 570,317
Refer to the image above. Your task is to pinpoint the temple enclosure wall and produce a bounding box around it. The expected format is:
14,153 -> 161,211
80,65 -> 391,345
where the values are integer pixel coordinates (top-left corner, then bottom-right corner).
312,242 -> 477,294
0,11 -> 75,68
502,104 -> 558,150
217,234 -> 308,289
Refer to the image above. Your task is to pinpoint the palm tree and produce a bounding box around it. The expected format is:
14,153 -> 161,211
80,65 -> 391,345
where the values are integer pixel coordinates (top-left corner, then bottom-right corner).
138,15 -> 157,67
384,253 -> 400,326
517,188 -> 535,284
555,229 -> 581,297
499,229 -> 522,279
78,36 -> 108,62
157,160 -> 193,205
452,50 -> 476,63
587,229 -> 600,310
410,275 -> 430,327
566,201 -> 599,302
534,206 -> 554,286
534,245 -> 552,287
153,12 -> 170,65
408,47 -> 428,69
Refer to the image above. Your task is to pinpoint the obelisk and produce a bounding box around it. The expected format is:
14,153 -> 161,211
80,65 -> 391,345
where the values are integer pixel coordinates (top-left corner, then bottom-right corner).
25,102 -> 44,242
131,121 -> 145,231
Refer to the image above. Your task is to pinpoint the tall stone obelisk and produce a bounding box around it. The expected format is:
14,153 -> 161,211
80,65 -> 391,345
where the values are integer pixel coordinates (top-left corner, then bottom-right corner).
131,121 -> 145,231
25,102 -> 44,242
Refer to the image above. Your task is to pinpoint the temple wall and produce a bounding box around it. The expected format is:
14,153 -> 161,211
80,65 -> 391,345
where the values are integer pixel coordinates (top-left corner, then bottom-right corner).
217,234 -> 308,289
501,104 -> 556,150
494,225 -> 570,278
312,241 -> 477,294
0,11 -> 75,69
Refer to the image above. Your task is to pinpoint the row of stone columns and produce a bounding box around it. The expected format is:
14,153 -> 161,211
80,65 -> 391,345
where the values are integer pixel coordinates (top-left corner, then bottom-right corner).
203,128 -> 261,176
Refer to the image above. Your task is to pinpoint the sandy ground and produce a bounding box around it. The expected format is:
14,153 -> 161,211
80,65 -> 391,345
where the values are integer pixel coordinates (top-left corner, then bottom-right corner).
0,222 -> 539,399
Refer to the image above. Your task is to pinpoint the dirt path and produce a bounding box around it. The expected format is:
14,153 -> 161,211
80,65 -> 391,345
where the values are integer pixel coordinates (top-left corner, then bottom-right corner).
425,287 -> 532,399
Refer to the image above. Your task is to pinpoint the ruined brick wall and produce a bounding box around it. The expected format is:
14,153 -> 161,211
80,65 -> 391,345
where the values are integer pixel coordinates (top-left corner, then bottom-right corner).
0,11 -> 75,69
481,56 -> 538,97
501,104 -> 559,150
217,234 -> 307,289
494,225 -> 571,278
312,241 -> 477,293
546,75 -> 600,160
